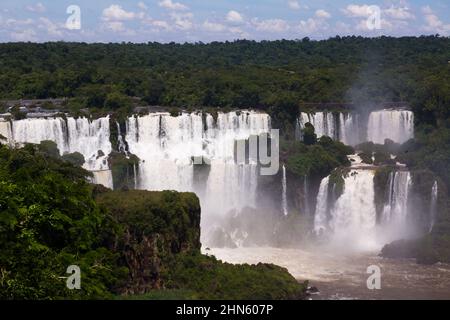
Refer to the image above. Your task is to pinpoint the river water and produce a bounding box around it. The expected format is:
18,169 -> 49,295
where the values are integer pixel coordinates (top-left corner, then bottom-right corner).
206,247 -> 450,300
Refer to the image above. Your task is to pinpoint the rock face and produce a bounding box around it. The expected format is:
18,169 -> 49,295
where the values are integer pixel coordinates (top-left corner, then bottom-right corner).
95,189 -> 201,295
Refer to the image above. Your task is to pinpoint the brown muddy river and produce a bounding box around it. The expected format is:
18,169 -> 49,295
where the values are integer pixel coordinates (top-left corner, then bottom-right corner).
205,247 -> 450,300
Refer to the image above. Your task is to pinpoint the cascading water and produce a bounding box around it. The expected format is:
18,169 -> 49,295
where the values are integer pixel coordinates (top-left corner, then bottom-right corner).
297,109 -> 414,146
282,165 -> 288,216
430,181 -> 438,232
313,176 -> 330,235
9,116 -> 113,188
125,111 -> 271,229
381,171 -> 412,241
328,170 -> 377,250
314,167 -> 414,250
116,121 -> 128,155
0,120 -> 12,144
367,109 -> 414,144
296,112 -> 361,145
381,171 -> 411,224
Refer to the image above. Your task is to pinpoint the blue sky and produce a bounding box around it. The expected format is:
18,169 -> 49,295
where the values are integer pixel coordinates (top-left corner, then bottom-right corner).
0,0 -> 448,42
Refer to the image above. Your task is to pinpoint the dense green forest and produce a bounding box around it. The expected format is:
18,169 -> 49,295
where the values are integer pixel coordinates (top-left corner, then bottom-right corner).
0,141 -> 307,299
0,37 -> 449,126
1,37 -> 450,296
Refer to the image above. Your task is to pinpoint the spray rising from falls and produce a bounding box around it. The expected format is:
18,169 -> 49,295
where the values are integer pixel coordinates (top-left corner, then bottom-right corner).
8,117 -> 113,187
314,168 -> 413,250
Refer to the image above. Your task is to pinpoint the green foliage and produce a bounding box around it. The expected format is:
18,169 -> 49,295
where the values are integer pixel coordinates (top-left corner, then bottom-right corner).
302,123 -> 317,145
61,152 -> 85,167
0,37 -> 448,127
328,168 -> 348,200
358,152 -> 373,164
35,140 -> 60,159
108,152 -> 139,190
0,145 -> 125,299
104,92 -> 132,111
283,137 -> 352,179
397,126 -> 450,192
163,253 -> 307,300
10,105 -> 26,120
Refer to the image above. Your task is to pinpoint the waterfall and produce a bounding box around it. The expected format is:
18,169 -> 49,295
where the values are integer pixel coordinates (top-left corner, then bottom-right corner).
430,181 -> 438,232
297,109 -> 414,146
116,121 -> 128,155
282,165 -> 288,216
329,170 -> 377,250
367,109 -> 414,144
381,171 -> 411,225
12,118 -> 68,151
297,112 -> 338,141
0,120 -> 12,144
314,176 -> 330,235
10,116 -> 113,188
314,168 -> 414,249
125,111 -> 271,224
338,113 -> 361,146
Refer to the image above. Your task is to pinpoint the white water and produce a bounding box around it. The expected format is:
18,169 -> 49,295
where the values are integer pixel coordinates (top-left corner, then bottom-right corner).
297,109 -> 414,145
314,168 -> 414,250
9,116 -> 113,188
0,120 -> 12,144
381,171 -> 411,225
367,109 -> 414,144
297,112 -> 361,145
329,170 -> 377,250
282,165 -> 288,216
314,176 -> 330,235
430,181 -> 438,232
116,121 -> 128,155
125,111 -> 271,229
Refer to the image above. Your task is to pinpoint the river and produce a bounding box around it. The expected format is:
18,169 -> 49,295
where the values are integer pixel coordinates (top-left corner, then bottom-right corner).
205,247 -> 450,300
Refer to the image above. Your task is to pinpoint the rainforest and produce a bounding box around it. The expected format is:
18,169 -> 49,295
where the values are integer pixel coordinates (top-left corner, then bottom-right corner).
1,36 -> 450,300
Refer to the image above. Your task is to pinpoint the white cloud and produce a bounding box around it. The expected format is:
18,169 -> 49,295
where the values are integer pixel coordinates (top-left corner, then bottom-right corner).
26,2 -> 46,13
288,0 -> 301,10
315,9 -> 331,19
226,10 -> 244,24
102,5 -> 137,21
11,29 -> 37,41
421,6 -> 450,35
38,17 -> 63,37
252,18 -> 290,33
4,18 -> 34,27
138,2 -> 148,11
152,20 -> 171,31
384,5 -> 415,20
170,12 -> 193,30
342,4 -> 374,18
203,20 -> 226,32
105,21 -> 125,32
158,0 -> 188,11
298,17 -> 329,34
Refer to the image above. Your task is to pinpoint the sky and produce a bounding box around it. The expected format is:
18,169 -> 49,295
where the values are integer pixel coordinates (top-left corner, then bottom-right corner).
0,0 -> 449,42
